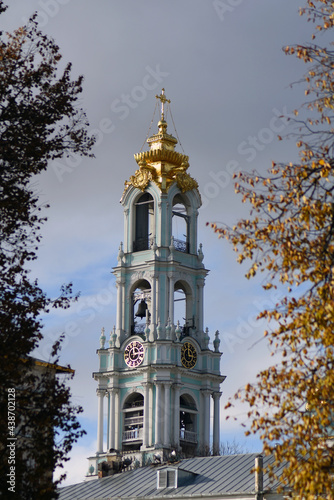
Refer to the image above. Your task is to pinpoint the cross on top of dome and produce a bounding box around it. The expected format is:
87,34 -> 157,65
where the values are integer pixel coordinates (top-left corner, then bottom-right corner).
155,88 -> 171,121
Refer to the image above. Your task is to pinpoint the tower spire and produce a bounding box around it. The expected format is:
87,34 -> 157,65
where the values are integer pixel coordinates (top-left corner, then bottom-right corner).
89,90 -> 225,477
123,89 -> 199,196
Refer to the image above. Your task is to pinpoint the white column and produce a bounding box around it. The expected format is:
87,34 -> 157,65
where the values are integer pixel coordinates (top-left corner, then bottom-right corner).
202,389 -> 211,451
213,392 -> 221,455
173,384 -> 180,446
151,275 -> 157,335
164,274 -> 168,329
169,276 -> 174,326
114,389 -> 120,450
124,207 -> 130,252
143,383 -> 150,448
155,382 -> 162,446
197,280 -> 204,332
108,389 -> 116,450
97,390 -> 105,453
164,383 -> 171,446
116,280 -> 122,334
121,279 -> 125,332
157,201 -> 162,247
149,383 -> 153,446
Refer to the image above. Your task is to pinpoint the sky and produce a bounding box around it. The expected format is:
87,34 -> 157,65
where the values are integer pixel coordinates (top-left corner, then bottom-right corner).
2,0 -> 316,486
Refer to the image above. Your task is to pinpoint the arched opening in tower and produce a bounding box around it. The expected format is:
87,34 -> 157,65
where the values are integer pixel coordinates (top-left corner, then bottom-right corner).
172,195 -> 189,253
122,392 -> 144,452
133,192 -> 154,252
179,394 -> 198,455
174,281 -> 193,337
131,279 -> 151,335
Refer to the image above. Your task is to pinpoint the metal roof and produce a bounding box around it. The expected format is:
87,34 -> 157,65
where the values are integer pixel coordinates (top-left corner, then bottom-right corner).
28,356 -> 74,374
58,454 -> 285,500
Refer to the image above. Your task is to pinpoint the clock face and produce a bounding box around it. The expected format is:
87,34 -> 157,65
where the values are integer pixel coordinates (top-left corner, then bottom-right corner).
181,342 -> 197,369
124,341 -> 145,368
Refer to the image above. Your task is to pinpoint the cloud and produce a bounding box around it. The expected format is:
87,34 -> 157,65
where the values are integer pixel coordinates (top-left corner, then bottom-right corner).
55,437 -> 97,487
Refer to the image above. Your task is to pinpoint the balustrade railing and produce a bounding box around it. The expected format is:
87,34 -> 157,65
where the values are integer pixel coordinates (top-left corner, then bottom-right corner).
173,238 -> 189,253
180,429 -> 197,443
123,400 -> 143,409
131,323 -> 146,335
122,428 -> 143,442
133,237 -> 155,252
124,416 -> 143,426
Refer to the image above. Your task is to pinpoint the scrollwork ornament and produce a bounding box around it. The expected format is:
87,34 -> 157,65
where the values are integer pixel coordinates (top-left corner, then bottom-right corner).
129,168 -> 153,191
176,172 -> 199,193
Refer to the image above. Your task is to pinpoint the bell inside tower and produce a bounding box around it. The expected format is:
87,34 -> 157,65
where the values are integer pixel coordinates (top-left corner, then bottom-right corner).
131,280 -> 151,335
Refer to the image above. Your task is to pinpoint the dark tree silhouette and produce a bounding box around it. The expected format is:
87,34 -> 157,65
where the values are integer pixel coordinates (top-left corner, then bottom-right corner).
0,2 -> 95,498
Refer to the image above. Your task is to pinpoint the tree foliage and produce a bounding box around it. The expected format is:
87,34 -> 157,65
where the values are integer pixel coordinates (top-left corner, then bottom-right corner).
0,2 -> 94,498
210,1 -> 334,498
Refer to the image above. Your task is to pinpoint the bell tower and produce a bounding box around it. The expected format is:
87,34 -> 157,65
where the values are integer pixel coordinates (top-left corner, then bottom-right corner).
88,90 -> 225,475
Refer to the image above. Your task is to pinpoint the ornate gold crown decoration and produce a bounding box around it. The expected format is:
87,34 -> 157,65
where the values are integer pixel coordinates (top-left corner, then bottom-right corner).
126,164 -> 153,192
123,89 -> 199,196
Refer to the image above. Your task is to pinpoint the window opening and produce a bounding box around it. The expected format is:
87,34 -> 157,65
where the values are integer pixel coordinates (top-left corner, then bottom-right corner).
157,469 -> 177,489
180,395 -> 197,447
122,393 -> 144,451
134,193 -> 154,252
174,283 -> 193,337
132,280 -> 151,335
172,201 -> 189,253
158,470 -> 167,489
174,288 -> 186,334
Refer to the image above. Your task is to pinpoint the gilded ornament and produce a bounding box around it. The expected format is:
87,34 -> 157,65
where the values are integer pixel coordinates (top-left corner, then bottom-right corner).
176,171 -> 199,193
123,90 -> 200,197
127,168 -> 153,192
